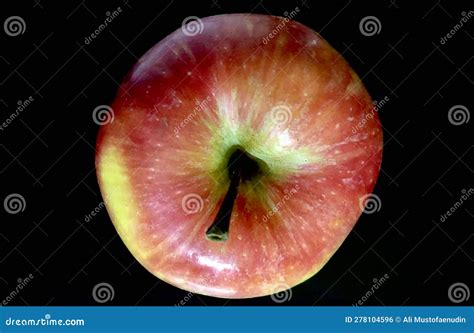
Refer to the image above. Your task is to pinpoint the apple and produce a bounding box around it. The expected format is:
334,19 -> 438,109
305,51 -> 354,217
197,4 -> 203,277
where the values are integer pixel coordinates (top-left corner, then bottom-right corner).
96,14 -> 383,299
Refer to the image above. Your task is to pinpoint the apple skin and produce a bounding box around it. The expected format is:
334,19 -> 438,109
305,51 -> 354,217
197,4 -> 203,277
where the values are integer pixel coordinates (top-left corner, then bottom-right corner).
96,14 -> 382,299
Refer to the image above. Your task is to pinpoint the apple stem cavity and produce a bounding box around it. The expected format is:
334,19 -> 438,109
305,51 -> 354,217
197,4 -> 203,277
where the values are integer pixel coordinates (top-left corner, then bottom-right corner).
205,147 -> 265,242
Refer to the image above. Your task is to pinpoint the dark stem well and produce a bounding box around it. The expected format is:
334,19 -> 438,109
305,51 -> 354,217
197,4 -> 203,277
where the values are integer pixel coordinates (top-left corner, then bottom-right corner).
205,147 -> 265,242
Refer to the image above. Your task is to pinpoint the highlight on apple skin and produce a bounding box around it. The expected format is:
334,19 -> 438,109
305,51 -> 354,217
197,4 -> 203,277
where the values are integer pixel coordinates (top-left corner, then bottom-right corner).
95,14 -> 383,299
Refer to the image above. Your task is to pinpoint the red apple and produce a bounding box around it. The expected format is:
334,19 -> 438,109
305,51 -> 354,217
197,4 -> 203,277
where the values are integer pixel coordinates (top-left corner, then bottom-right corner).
96,14 -> 382,298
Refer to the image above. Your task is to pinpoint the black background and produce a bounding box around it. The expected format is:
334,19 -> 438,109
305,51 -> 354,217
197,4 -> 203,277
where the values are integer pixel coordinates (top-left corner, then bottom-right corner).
1,0 -> 473,306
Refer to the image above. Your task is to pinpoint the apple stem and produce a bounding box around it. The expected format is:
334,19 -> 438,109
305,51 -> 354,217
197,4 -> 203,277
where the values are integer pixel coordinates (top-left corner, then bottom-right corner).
206,148 -> 263,242
205,173 -> 240,242
206,147 -> 259,242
